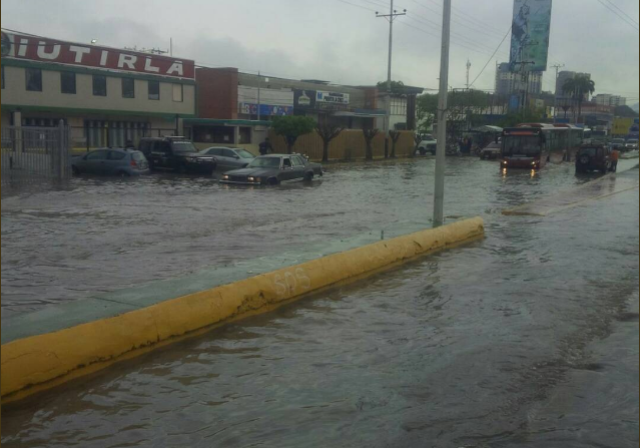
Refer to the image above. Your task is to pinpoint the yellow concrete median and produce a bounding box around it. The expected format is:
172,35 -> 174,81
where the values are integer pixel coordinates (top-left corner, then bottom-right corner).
1,217 -> 484,404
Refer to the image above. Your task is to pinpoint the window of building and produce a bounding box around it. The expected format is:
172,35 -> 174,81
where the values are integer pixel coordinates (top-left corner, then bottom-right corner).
93,75 -> 107,96
239,127 -> 252,144
148,81 -> 160,100
60,72 -> 76,94
172,84 -> 183,102
25,68 -> 43,92
122,78 -> 135,98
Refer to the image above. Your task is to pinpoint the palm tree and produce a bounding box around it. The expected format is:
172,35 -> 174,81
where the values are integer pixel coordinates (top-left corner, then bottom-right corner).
562,75 -> 595,123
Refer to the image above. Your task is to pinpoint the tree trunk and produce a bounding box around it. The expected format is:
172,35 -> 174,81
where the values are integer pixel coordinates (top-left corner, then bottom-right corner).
365,143 -> 373,160
322,141 -> 330,163
390,140 -> 397,158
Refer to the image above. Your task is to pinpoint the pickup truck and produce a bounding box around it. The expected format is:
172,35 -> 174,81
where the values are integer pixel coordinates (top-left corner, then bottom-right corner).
139,137 -> 217,174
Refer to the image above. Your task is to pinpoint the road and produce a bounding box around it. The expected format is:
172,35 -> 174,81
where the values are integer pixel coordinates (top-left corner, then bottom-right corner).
1,158 -> 639,447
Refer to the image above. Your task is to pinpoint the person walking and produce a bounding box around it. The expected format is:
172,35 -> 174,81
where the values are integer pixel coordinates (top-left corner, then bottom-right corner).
259,138 -> 273,156
610,148 -> 620,172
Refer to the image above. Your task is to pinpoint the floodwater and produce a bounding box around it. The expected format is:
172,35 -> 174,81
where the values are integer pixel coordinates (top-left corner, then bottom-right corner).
2,158 -> 639,447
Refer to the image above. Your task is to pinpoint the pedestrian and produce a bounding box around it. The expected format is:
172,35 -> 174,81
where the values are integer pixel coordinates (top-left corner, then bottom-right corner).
610,148 -> 619,172
259,138 -> 273,156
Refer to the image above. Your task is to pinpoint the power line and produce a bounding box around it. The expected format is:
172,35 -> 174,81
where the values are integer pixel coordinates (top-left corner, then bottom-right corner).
603,0 -> 639,26
596,0 -> 639,30
469,26 -> 512,88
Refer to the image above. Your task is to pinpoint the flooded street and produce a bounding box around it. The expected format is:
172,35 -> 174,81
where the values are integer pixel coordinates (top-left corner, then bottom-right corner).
2,159 -> 639,447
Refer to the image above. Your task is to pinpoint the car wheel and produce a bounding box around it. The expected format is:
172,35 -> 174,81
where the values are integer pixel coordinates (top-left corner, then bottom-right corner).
118,171 -> 131,178
268,177 -> 279,186
72,166 -> 81,176
419,148 -> 427,156
304,172 -> 314,182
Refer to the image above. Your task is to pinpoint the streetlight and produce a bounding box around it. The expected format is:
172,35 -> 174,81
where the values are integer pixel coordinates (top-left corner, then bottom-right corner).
91,39 -> 98,44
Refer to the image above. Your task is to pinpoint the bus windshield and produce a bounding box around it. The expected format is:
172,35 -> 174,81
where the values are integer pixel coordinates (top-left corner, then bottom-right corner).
503,135 -> 542,157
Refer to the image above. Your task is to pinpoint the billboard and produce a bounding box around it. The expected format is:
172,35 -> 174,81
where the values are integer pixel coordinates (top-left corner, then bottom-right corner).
239,103 -> 293,117
509,0 -> 553,73
1,31 -> 195,79
612,118 -> 637,136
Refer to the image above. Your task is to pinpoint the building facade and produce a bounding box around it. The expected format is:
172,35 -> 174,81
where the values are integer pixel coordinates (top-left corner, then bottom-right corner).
495,62 -> 542,96
1,31 -> 196,150
593,94 -> 626,107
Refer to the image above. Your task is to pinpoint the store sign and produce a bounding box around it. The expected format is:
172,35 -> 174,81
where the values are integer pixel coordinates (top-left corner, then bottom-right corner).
294,90 -> 317,109
240,103 -> 293,116
1,32 -> 195,79
316,91 -> 350,105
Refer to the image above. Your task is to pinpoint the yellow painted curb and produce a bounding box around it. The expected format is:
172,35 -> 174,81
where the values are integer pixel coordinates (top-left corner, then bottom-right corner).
1,217 -> 485,404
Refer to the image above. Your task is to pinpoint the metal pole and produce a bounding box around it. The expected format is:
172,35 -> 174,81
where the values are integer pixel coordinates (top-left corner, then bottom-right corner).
257,71 -> 261,122
433,0 -> 451,228
386,0 -> 394,134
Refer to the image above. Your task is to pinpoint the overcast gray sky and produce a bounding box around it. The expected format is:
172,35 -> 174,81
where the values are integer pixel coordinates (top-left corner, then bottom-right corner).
2,0 -> 639,103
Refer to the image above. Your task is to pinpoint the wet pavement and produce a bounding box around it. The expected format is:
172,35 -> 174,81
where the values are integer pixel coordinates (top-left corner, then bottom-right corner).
2,158 -> 639,447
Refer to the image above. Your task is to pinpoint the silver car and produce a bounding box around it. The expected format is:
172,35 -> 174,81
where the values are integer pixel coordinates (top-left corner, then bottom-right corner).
72,148 -> 149,177
198,147 -> 255,172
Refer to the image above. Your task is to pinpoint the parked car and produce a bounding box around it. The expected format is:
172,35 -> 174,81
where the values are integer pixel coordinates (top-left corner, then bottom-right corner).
72,148 -> 149,176
138,137 -> 216,174
199,147 -> 255,172
479,141 -> 501,160
220,154 -> 323,185
575,145 -> 611,174
625,139 -> 639,151
417,134 -> 437,155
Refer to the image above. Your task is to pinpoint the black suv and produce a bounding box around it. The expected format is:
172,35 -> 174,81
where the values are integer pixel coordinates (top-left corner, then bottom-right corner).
138,137 -> 217,174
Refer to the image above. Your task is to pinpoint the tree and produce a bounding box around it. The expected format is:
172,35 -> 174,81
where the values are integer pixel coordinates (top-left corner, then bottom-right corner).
562,75 -> 595,123
416,93 -> 438,135
614,105 -> 639,118
377,80 -> 406,95
271,116 -> 316,153
498,109 -> 545,128
388,130 -> 402,158
362,128 -> 379,161
316,123 -> 343,163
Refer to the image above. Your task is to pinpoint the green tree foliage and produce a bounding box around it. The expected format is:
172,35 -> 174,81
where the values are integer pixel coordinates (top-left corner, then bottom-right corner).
614,105 -> 639,118
271,116 -> 317,154
562,75 -> 596,122
498,109 -> 545,128
417,90 -> 493,135
377,80 -> 406,95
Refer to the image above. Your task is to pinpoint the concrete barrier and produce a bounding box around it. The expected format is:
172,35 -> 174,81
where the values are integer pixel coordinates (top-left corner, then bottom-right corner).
1,217 -> 484,404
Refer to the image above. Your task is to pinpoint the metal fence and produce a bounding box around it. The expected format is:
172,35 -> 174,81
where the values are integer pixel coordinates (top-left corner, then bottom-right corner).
1,122 -> 71,190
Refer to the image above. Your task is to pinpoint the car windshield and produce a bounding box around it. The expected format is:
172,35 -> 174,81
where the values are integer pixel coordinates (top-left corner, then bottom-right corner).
502,136 -> 541,157
579,148 -> 597,157
248,157 -> 281,168
237,149 -> 255,159
172,141 -> 197,153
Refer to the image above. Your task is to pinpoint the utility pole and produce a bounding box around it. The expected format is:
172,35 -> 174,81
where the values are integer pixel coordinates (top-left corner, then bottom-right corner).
257,71 -> 262,122
551,63 -> 564,122
466,59 -> 471,90
376,2 -> 407,134
433,0 -> 451,228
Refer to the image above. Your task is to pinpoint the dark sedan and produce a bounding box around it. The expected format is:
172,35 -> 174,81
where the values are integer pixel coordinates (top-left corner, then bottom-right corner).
220,154 -> 322,185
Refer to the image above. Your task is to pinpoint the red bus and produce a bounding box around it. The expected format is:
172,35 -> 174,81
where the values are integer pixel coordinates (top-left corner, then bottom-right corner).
500,126 -> 549,171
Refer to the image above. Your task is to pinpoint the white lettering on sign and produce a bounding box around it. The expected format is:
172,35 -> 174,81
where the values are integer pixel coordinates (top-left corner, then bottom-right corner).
118,54 -> 138,70
69,45 -> 91,63
272,268 -> 312,297
166,62 -> 184,77
100,50 -> 109,66
37,41 -> 61,60
18,38 -> 28,57
144,57 -> 160,73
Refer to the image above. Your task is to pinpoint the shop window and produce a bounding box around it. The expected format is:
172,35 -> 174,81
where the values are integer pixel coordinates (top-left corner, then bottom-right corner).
148,81 -> 160,100
61,71 -> 76,94
172,84 -> 183,102
25,68 -> 42,92
122,78 -> 135,99
93,75 -> 107,96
